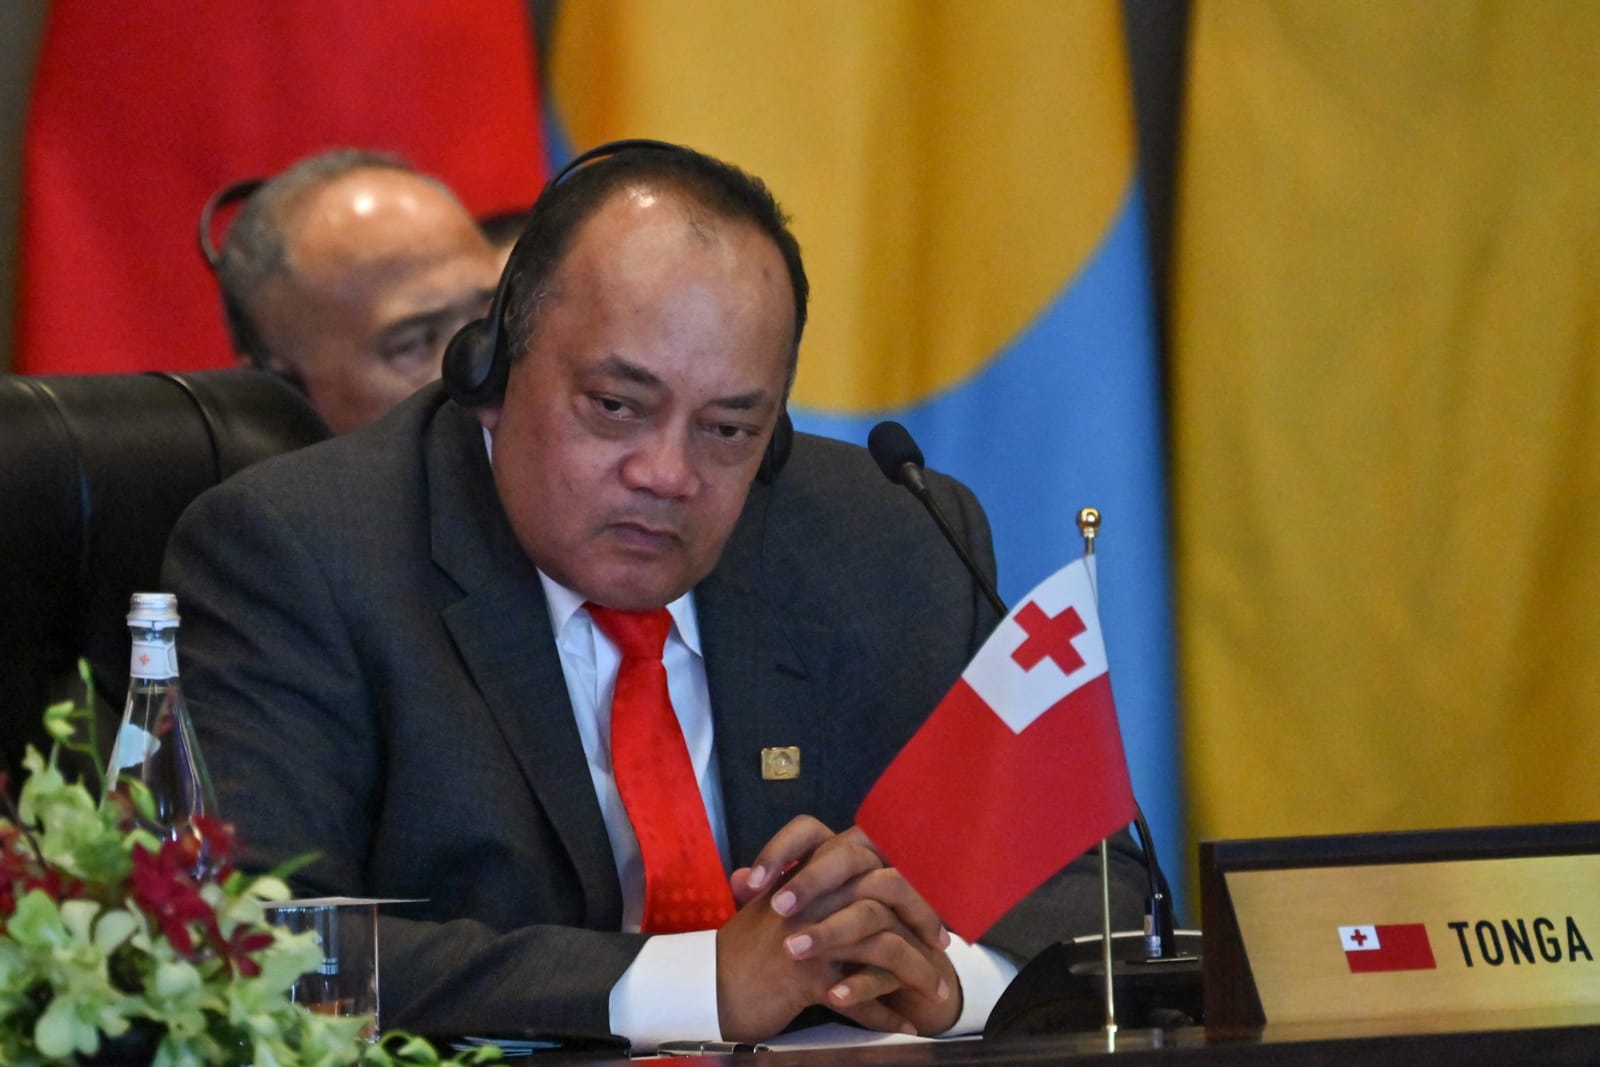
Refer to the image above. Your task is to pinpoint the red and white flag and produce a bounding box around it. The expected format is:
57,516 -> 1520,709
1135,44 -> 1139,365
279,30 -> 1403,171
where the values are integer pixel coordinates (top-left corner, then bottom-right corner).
857,556 -> 1136,939
1339,923 -> 1437,973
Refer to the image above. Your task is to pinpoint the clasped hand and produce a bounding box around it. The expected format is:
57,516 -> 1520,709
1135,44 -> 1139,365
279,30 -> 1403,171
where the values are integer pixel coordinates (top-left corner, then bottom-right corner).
714,816 -> 961,1041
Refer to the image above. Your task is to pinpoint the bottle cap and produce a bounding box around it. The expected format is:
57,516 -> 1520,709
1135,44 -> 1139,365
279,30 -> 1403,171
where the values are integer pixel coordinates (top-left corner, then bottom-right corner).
127,592 -> 180,628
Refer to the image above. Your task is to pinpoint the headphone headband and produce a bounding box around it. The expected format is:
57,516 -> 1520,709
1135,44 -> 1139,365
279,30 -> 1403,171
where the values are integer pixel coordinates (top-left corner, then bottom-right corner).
196,175 -> 281,373
476,138 -> 690,361
442,139 -> 695,410
197,177 -> 265,273
546,138 -> 687,189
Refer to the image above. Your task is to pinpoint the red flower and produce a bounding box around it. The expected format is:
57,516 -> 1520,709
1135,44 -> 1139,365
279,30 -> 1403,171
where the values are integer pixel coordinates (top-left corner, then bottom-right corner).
0,824 -> 43,922
130,839 -> 219,957
223,927 -> 278,977
22,867 -> 84,903
128,826 -> 275,975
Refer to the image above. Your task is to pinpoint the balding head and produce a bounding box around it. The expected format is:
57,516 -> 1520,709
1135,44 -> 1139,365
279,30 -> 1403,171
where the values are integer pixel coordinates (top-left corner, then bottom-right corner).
216,150 -> 499,434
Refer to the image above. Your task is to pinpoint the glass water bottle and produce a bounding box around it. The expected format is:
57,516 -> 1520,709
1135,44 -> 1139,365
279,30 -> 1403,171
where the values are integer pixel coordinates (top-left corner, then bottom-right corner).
105,592 -> 220,867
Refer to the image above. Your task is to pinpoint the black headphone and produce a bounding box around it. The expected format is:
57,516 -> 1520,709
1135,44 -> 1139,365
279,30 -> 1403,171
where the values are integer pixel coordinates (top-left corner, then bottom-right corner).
441,138 -> 793,484
198,177 -> 275,371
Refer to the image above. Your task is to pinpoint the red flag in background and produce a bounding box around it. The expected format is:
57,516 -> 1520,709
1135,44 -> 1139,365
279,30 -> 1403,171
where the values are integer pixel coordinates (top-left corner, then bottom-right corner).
858,557 -> 1137,940
16,2 -> 546,375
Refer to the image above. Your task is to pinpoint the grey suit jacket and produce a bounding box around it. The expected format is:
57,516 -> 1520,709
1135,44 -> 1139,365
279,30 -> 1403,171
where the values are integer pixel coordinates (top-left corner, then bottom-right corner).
163,383 -> 1145,1037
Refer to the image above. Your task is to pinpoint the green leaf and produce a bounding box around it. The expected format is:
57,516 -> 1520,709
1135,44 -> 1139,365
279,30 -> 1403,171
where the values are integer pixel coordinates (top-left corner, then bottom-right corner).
33,997 -> 79,1059
249,874 -> 295,902
154,960 -> 203,999
0,941 -> 24,987
127,777 -> 160,825
60,898 -> 101,944
93,908 -> 139,955
7,890 -> 70,949
263,851 -> 321,884
43,701 -> 77,743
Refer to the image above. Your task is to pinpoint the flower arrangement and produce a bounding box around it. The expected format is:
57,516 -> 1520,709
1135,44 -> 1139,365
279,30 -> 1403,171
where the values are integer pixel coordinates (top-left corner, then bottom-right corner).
0,664 -> 494,1067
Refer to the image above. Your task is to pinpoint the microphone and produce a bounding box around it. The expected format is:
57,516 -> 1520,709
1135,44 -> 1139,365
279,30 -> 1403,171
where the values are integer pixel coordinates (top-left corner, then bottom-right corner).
866,419 -> 928,492
867,421 -> 1007,619
866,420 -> 1200,1031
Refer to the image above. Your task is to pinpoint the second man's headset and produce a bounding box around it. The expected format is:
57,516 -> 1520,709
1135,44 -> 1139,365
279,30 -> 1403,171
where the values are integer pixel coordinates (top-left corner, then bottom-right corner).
197,177 -> 279,375
441,138 -> 794,484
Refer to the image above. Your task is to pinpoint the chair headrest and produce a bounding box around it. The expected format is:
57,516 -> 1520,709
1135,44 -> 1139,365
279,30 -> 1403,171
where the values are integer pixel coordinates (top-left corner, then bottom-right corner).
0,370 -> 329,785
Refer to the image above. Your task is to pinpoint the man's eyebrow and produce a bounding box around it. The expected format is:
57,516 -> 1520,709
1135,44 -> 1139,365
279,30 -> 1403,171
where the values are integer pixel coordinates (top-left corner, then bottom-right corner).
710,390 -> 772,412
591,355 -> 773,412
378,288 -> 496,341
593,354 -> 663,389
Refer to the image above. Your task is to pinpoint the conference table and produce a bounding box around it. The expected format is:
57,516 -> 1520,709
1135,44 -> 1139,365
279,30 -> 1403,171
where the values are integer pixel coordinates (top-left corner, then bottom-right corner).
505,1006 -> 1600,1065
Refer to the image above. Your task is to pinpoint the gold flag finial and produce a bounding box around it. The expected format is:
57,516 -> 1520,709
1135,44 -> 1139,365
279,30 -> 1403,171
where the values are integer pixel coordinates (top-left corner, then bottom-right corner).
1077,507 -> 1101,555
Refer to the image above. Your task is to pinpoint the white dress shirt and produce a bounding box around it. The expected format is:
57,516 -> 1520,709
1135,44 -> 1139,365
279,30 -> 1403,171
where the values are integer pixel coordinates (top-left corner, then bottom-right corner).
539,574 -> 1014,1049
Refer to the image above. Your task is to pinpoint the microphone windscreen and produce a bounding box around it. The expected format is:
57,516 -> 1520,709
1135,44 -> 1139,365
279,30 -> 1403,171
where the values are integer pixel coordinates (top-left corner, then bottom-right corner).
867,421 -> 925,484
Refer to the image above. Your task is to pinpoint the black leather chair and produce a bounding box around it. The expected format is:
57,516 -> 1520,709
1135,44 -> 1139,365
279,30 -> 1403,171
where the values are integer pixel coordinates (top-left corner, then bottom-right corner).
0,370 -> 329,791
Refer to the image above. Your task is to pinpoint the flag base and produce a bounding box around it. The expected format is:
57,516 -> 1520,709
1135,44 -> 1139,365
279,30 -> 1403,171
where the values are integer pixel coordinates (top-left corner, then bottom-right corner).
983,934 -> 1204,1039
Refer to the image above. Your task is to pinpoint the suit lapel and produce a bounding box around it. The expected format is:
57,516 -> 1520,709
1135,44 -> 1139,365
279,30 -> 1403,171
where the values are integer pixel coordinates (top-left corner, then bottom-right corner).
424,400 -> 622,928
698,481 -> 834,866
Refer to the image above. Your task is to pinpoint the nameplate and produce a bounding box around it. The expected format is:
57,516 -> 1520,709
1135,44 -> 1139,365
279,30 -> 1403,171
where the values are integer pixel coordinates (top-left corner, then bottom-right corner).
1200,822 -> 1600,1028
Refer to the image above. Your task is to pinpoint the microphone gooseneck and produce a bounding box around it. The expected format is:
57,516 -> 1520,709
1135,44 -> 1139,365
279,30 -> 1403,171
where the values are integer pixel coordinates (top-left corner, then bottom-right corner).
1132,806 -> 1180,959
867,420 -> 1188,962
867,421 -> 1007,619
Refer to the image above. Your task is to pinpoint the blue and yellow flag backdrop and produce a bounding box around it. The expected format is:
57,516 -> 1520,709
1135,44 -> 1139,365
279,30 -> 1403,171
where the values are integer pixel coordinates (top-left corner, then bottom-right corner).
547,0 -> 1180,892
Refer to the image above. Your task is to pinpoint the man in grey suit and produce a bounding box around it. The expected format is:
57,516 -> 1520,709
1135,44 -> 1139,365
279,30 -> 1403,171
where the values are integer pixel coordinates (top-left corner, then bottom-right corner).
164,142 -> 1145,1047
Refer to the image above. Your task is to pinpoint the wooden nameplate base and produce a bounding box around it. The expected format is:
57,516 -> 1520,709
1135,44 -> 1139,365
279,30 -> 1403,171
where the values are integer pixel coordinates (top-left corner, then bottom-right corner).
1200,821 -> 1600,1030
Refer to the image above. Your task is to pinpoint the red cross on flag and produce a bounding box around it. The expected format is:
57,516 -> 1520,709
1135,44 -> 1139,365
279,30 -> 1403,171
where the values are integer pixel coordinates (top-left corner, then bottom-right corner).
857,557 -> 1136,939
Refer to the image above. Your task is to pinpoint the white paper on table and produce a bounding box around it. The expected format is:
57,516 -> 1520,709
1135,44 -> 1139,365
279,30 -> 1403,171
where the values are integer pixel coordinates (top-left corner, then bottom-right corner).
760,1023 -> 978,1051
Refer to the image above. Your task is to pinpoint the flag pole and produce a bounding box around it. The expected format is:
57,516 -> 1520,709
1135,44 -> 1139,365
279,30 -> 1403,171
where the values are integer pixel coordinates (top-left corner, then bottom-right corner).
1077,506 -> 1116,1038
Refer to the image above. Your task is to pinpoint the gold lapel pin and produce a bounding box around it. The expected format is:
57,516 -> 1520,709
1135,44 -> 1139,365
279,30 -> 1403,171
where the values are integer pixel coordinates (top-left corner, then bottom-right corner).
761,746 -> 801,781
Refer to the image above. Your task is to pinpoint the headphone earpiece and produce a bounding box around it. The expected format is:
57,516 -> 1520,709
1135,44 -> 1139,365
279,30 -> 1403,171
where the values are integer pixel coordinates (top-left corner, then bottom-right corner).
441,313 -> 508,408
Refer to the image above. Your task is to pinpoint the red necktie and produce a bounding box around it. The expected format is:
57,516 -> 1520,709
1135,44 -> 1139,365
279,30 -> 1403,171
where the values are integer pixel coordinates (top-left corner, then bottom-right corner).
586,604 -> 735,933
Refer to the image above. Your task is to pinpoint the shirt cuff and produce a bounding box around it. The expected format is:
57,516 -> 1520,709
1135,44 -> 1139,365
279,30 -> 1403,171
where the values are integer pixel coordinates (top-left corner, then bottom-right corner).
608,930 -> 721,1052
608,928 -> 1017,1047
941,933 -> 1020,1036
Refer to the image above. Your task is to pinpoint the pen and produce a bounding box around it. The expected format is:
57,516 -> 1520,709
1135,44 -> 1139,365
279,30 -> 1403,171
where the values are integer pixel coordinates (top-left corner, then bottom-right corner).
656,1040 -> 769,1055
